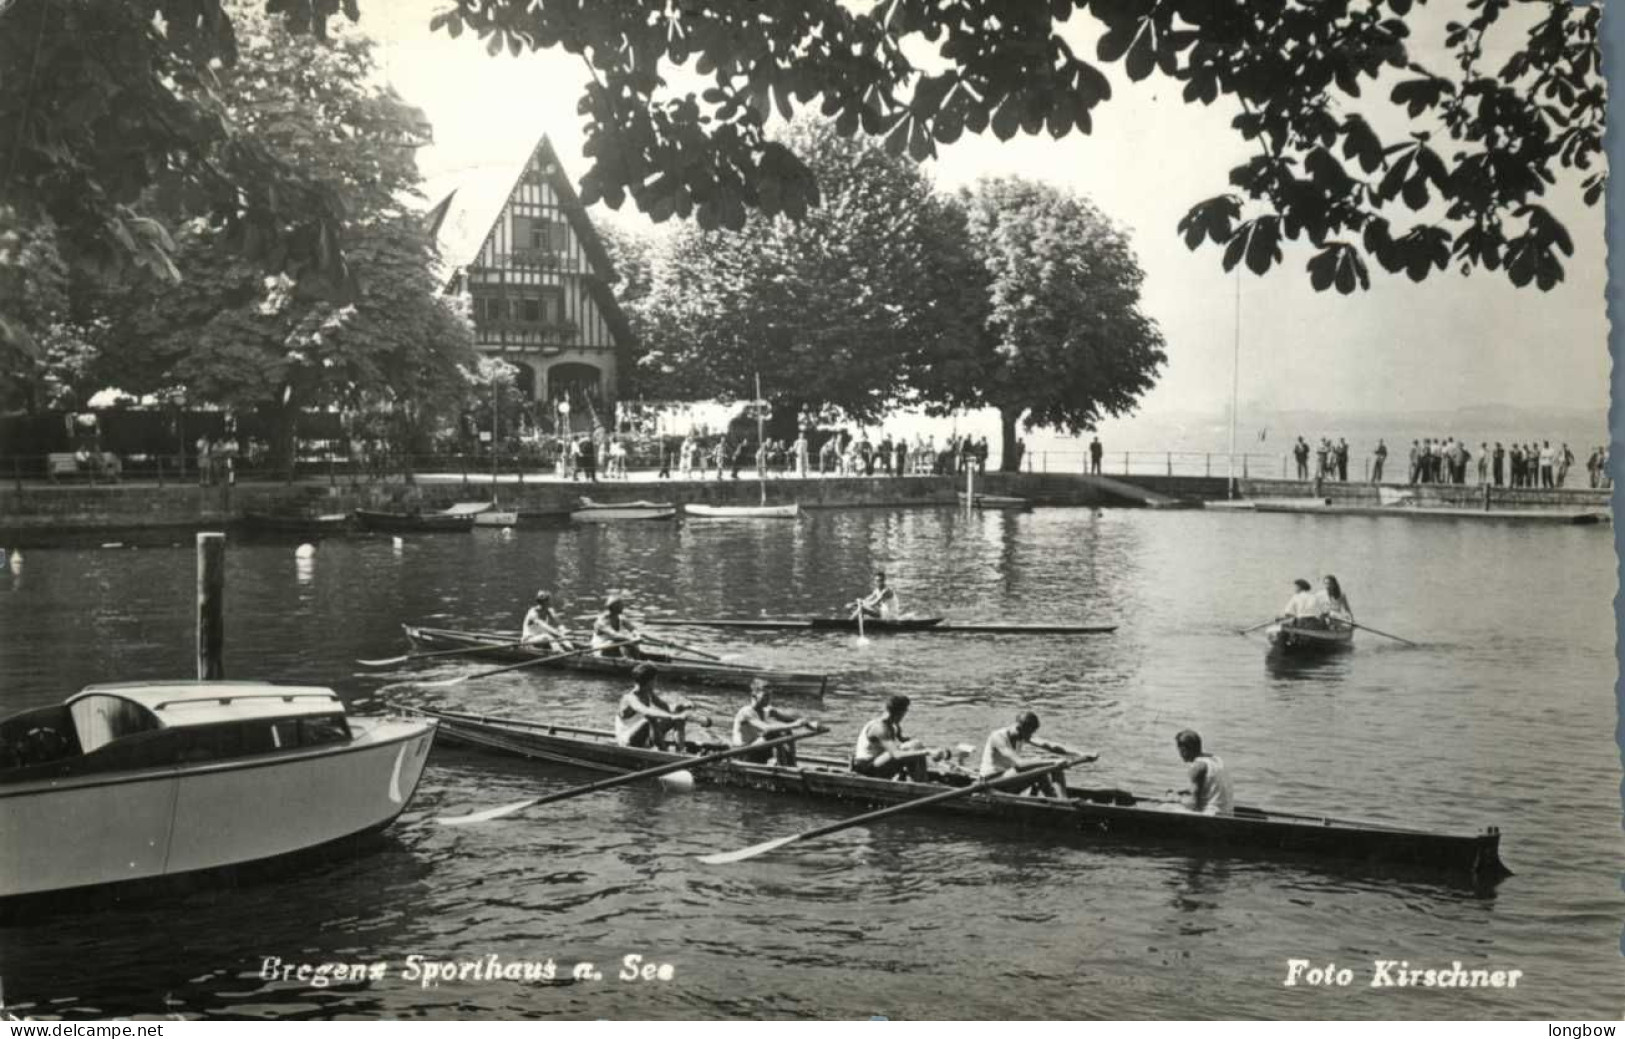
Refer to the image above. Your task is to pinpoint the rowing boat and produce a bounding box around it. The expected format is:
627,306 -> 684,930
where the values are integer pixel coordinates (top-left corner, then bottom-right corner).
402,625 -> 829,698
641,617 -> 1119,635
404,706 -> 1510,883
683,503 -> 801,519
571,498 -> 677,522
354,508 -> 477,533
957,492 -> 1032,510
1266,619 -> 1354,657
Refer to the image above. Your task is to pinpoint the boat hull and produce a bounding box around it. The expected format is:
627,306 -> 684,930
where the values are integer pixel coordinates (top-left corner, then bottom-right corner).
642,618 -> 1118,635
241,512 -> 355,537
473,511 -> 519,527
1266,621 -> 1354,657
0,716 -> 435,901
410,708 -> 1509,882
958,492 -> 1032,510
403,626 -> 829,697
570,506 -> 677,522
354,509 -> 476,533
683,503 -> 801,519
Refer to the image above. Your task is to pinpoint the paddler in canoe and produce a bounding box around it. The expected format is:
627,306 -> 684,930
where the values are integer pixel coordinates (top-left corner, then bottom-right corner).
731,679 -> 811,766
521,590 -> 574,653
979,711 -> 1098,799
614,663 -> 696,750
592,595 -> 646,659
851,570 -> 900,621
850,694 -> 947,781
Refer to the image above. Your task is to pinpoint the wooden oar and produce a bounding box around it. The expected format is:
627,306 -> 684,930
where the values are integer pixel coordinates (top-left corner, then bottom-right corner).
642,634 -> 723,661
699,755 -> 1091,865
358,638 -> 529,668
851,603 -> 868,645
1349,621 -> 1418,647
1236,618 -> 1277,636
412,639 -> 634,689
437,724 -> 827,826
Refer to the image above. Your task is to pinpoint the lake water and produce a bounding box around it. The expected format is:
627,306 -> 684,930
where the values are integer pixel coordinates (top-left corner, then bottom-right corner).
0,507 -> 1618,1019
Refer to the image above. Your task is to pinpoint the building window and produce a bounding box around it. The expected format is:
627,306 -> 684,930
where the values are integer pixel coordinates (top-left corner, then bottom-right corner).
512,216 -> 550,253
521,297 -> 542,323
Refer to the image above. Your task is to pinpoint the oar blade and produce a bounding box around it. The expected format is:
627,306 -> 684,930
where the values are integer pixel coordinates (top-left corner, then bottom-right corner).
436,797 -> 538,827
698,834 -> 797,866
356,653 -> 412,667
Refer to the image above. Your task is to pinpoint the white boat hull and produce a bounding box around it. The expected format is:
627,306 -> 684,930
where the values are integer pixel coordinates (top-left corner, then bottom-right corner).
0,717 -> 434,899
570,506 -> 676,522
473,511 -> 518,526
683,503 -> 800,519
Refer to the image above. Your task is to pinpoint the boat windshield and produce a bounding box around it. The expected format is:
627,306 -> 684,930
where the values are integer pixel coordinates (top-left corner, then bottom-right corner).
70,695 -> 160,754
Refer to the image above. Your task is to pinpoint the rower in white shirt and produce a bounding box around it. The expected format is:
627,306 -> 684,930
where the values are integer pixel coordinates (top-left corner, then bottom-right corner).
521,590 -> 572,652
1279,578 -> 1320,624
853,570 -> 900,621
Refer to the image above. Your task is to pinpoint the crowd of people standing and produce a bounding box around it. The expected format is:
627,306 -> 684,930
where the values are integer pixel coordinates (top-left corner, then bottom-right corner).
1290,434 -> 1609,489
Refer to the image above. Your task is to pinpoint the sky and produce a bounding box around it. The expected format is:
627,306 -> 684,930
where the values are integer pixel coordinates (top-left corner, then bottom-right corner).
360,1 -> 1610,450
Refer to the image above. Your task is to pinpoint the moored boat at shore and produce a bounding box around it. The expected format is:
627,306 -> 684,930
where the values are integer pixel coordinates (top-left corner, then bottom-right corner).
957,492 -> 1032,510
570,498 -> 677,522
405,705 -> 1510,882
241,510 -> 356,537
402,625 -> 829,698
354,507 -> 478,533
683,503 -> 801,519
0,681 -> 436,904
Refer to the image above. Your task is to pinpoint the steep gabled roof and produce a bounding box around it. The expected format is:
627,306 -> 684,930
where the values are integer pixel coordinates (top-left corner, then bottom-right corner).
424,134 -> 633,348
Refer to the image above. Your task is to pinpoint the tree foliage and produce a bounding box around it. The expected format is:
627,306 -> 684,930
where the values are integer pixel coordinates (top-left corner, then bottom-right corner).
86,4 -> 474,465
942,177 -> 1167,470
624,120 -> 978,427
432,0 -> 1601,293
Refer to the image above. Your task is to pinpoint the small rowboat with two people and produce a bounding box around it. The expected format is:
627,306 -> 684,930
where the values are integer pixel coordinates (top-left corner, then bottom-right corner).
683,503 -> 801,520
0,681 -> 436,906
402,705 -> 1510,884
401,625 -> 830,699
1265,618 -> 1355,658
570,498 -> 677,522
354,506 -> 478,533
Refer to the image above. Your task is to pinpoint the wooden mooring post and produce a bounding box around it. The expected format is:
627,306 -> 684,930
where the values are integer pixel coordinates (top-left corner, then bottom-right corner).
197,532 -> 226,680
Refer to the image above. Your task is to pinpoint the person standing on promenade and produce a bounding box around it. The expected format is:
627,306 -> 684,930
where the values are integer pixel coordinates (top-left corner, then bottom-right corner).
1540,441 -> 1555,488
1509,443 -> 1523,487
714,437 -> 728,481
1493,442 -> 1505,487
1336,438 -> 1350,481
878,434 -> 894,477
1557,443 -> 1573,487
894,437 -> 907,477
1477,444 -> 1489,485
1090,436 -> 1104,475
794,431 -> 809,477
1371,439 -> 1387,483
1294,437 -> 1309,479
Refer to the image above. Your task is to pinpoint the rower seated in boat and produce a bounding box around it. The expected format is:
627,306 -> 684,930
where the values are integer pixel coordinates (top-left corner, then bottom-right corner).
731,679 -> 808,766
852,570 -> 900,621
1277,578 -> 1324,629
521,590 -> 573,652
851,694 -> 944,781
615,664 -> 693,750
593,596 -> 645,658
1172,729 -> 1234,816
1317,574 -> 1354,627
979,711 -> 1097,799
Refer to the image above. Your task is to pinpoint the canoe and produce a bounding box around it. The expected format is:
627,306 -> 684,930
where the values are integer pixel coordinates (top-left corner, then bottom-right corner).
1266,619 -> 1354,657
402,625 -> 829,698
354,508 -> 477,533
1,681 -> 435,905
241,511 -> 355,536
684,503 -> 801,519
571,498 -> 677,522
405,706 -> 1510,883
958,492 -> 1032,510
641,617 -> 1119,635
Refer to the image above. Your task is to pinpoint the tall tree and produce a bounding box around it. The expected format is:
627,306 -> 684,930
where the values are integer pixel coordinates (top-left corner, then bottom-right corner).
90,4 -> 474,470
625,119 -> 979,432
940,178 -> 1167,472
430,0 -> 1602,293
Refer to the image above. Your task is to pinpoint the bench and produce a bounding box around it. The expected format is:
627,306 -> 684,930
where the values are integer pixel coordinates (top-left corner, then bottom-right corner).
47,451 -> 121,483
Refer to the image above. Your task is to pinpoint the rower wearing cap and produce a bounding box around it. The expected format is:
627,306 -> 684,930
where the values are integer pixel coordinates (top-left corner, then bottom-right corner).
592,596 -> 645,659
732,679 -> 809,766
521,590 -> 571,652
979,711 -> 1096,799
853,570 -> 900,621
851,694 -> 942,782
615,663 -> 693,750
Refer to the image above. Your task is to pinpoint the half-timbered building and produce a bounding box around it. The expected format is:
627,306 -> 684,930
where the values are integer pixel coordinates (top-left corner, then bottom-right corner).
426,135 -> 634,433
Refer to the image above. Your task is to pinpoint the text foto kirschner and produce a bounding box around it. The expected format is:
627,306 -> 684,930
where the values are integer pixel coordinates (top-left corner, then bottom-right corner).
1285,960 -> 1523,989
